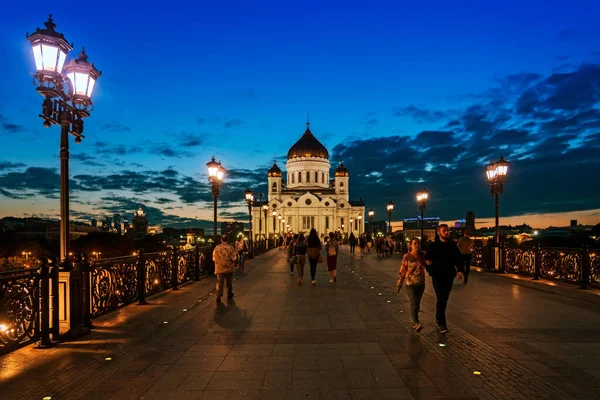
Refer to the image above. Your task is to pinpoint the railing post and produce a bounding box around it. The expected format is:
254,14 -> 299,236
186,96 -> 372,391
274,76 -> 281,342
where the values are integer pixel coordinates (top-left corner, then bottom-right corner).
171,247 -> 179,291
194,246 -> 201,281
533,245 -> 541,280
68,254 -> 84,337
49,256 -> 60,342
581,245 -> 590,289
81,253 -> 92,329
137,250 -> 147,305
37,257 -> 51,348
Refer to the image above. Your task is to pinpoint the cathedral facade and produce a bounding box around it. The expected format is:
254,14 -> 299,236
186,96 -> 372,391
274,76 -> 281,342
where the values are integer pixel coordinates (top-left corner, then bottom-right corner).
252,123 -> 365,239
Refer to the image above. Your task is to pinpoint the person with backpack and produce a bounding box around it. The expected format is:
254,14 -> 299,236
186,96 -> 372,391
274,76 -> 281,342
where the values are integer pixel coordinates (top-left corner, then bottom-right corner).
325,231 -> 339,283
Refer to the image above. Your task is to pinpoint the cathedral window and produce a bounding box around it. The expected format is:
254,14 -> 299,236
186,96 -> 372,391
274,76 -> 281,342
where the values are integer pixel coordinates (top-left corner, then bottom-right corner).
272,182 -> 277,192
315,171 -> 318,182
298,172 -> 302,183
306,171 -> 310,182
340,182 -> 344,187
322,172 -> 325,183
325,216 -> 330,229
292,173 -> 295,184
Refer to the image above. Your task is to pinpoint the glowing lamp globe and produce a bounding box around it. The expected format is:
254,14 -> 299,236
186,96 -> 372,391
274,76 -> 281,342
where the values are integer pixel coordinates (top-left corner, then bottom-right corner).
27,15 -> 72,81
64,48 -> 101,107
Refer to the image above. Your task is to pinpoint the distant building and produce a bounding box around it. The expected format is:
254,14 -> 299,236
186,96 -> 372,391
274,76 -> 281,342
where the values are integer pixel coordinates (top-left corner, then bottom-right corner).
91,218 -> 97,228
132,205 -> 148,239
403,216 -> 440,243
113,213 -> 122,235
366,220 -> 388,236
570,220 -> 578,227
221,222 -> 244,243
101,216 -> 113,232
466,211 -> 475,231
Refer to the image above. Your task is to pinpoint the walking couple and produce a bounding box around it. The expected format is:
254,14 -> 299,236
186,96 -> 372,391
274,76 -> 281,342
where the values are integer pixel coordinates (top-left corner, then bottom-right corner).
397,224 -> 464,333
293,228 -> 338,285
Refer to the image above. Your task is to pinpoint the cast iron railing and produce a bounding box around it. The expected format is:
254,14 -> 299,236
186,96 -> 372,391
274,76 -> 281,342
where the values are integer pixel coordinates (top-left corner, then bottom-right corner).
90,246 -> 211,317
472,244 -> 598,288
0,268 -> 41,354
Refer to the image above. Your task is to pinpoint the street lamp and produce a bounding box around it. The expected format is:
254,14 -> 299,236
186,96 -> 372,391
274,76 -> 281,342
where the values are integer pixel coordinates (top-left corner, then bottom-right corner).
416,189 -> 429,248
262,203 -> 269,247
278,214 -> 282,236
357,214 -> 363,235
387,201 -> 394,235
368,209 -> 374,235
207,156 -> 226,245
27,15 -> 101,268
350,217 -> 354,233
244,188 -> 254,257
256,193 -> 264,247
486,155 -> 510,270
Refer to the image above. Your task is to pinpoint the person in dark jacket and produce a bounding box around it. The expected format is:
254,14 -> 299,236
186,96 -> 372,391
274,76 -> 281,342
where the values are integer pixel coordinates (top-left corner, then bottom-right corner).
348,232 -> 357,255
424,224 -> 464,334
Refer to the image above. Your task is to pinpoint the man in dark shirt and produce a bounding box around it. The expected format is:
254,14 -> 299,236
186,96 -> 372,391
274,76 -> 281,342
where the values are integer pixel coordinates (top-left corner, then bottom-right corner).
425,224 -> 464,334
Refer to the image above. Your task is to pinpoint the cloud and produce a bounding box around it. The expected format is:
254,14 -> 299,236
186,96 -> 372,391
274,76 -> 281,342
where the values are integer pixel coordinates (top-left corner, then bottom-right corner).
100,123 -> 131,132
0,167 -> 61,198
224,119 -> 243,128
0,161 -> 26,171
392,105 -> 455,123
334,62 -> 600,222
71,154 -> 106,167
2,123 -> 25,134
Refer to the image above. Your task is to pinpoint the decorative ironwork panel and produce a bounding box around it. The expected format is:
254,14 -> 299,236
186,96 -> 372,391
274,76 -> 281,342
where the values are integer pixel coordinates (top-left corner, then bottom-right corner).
504,247 -> 535,275
540,248 -> 581,283
0,269 -> 40,354
145,252 -> 171,295
588,251 -> 599,287
177,250 -> 194,283
91,257 -> 138,317
471,246 -> 486,268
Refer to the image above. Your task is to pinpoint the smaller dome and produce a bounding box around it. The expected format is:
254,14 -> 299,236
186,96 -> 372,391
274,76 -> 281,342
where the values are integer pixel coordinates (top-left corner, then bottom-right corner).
334,161 -> 349,177
268,160 -> 282,177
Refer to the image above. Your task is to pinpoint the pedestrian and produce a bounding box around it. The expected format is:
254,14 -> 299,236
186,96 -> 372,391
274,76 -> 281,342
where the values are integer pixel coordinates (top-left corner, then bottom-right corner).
457,229 -> 474,284
397,238 -> 426,332
236,235 -> 247,271
366,234 -> 372,252
213,235 -> 238,303
288,234 -> 298,275
307,228 -> 322,286
326,231 -> 339,283
424,224 -> 464,333
359,234 -> 366,254
295,233 -> 308,284
349,232 -> 357,255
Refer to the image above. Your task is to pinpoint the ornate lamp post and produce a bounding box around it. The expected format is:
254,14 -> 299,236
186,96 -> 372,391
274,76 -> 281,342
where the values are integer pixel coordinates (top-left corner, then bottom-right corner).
386,201 -> 394,235
244,188 -> 254,257
278,214 -> 282,236
416,189 -> 429,248
262,203 -> 268,247
207,157 -> 225,245
486,155 -> 509,271
368,209 -> 375,235
350,217 -> 354,233
256,193 -> 264,248
27,15 -> 101,267
357,214 -> 363,235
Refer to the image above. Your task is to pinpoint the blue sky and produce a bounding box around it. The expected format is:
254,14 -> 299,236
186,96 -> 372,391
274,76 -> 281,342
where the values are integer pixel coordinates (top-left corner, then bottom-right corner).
1,1 -> 600,229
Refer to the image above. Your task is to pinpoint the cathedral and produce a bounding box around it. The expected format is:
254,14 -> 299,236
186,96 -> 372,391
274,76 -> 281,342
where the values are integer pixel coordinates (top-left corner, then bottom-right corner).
252,122 -> 365,239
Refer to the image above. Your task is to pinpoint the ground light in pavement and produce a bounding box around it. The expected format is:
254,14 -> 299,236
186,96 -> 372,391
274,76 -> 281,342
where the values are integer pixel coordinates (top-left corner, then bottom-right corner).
473,371 -> 482,375
439,343 -> 447,347
105,357 -> 112,361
